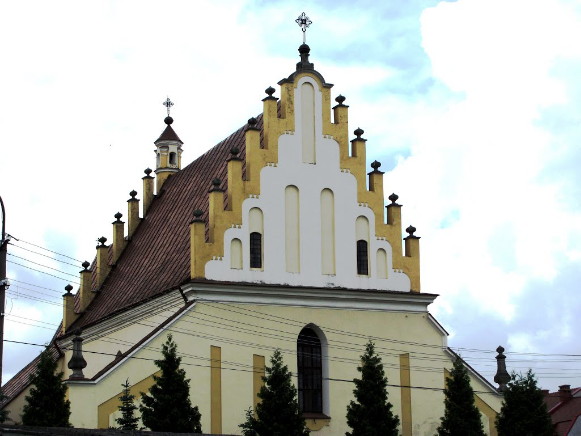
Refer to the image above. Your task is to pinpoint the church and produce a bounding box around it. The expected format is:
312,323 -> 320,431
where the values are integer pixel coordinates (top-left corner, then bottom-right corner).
2,18 -> 504,435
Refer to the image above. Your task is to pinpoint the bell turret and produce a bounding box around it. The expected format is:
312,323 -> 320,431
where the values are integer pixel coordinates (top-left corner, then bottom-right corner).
154,97 -> 183,192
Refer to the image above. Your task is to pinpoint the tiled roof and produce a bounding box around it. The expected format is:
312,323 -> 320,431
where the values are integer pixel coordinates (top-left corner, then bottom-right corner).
545,387 -> 581,436
1,116 -> 261,406
155,124 -> 183,144
66,116 -> 262,332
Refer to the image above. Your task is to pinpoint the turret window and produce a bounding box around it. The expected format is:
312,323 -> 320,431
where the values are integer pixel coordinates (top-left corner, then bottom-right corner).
250,232 -> 262,269
297,328 -> 323,413
357,240 -> 368,275
169,152 -> 177,165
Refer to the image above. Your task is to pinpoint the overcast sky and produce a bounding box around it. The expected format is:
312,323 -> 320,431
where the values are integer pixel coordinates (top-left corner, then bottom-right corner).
1,0 -> 580,392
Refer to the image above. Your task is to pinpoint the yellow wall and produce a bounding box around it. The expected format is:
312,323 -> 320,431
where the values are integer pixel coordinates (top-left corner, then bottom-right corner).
62,300 -> 502,434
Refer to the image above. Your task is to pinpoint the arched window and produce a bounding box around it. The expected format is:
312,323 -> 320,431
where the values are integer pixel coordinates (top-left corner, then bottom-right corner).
169,152 -> 177,165
250,232 -> 262,268
357,240 -> 368,275
297,327 -> 323,413
230,238 -> 242,269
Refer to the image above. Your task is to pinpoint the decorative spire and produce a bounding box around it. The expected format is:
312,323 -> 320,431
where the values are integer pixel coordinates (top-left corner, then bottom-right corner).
295,12 -> 312,44
494,346 -> 511,392
192,209 -> 204,222
209,178 -> 223,193
335,95 -> 346,106
163,97 -> 174,126
370,160 -> 383,174
279,14 -> 331,88
155,97 -> 183,144
63,284 -> 73,296
163,97 -> 174,116
263,86 -> 277,101
228,146 -> 241,162
246,117 -> 260,132
67,330 -> 87,380
404,225 -> 420,239
352,127 -> 366,142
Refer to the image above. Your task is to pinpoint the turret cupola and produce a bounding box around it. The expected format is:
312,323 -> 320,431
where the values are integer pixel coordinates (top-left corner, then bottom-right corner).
154,97 -> 183,192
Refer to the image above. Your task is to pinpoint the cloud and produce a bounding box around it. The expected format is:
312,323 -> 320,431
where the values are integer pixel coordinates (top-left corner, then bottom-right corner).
385,0 -> 581,389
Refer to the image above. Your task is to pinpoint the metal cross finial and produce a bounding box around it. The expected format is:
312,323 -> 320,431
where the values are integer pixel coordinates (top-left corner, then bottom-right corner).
295,12 -> 312,44
163,97 -> 174,116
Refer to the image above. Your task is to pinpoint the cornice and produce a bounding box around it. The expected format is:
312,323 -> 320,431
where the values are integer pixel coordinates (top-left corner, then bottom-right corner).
183,281 -> 437,313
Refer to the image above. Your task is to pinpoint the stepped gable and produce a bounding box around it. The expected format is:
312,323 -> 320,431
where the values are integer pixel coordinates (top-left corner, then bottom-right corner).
64,116 -> 263,333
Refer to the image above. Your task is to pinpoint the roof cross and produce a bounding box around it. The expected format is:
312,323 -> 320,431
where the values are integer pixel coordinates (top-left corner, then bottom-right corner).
163,97 -> 174,116
295,12 -> 312,44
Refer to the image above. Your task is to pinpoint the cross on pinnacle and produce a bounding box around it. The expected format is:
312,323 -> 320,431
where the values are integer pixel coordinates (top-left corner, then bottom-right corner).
295,12 -> 312,44
163,97 -> 174,116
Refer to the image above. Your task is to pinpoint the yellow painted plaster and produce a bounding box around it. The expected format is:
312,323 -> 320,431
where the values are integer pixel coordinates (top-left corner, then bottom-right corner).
142,174 -> 154,215
96,245 -> 109,289
155,171 -> 172,193
400,353 -> 412,436
97,372 -> 160,429
62,292 -> 78,333
475,394 -> 499,436
58,301 -> 501,434
210,345 -> 222,434
112,221 -> 125,264
252,354 -> 265,411
127,198 -> 140,238
78,269 -> 93,313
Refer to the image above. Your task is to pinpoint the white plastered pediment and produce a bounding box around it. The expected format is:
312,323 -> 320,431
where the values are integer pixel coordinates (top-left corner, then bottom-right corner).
205,76 -> 410,292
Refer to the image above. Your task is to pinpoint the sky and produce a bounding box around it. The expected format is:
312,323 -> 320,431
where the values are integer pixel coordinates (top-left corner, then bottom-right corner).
1,0 -> 581,392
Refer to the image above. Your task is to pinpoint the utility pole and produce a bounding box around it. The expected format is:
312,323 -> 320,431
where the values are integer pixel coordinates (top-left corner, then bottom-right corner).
0,195 -> 8,388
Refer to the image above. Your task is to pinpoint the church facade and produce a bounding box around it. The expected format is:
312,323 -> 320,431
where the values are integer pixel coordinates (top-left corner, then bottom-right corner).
2,40 -> 503,435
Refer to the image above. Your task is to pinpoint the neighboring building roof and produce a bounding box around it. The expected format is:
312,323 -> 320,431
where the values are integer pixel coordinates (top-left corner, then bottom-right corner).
567,414 -> 581,436
544,386 -> 581,436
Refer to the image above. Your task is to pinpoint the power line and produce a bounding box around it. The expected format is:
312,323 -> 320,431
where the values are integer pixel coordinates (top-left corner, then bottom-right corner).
6,260 -> 80,285
7,284 -> 63,300
10,243 -> 83,269
7,253 -> 79,278
2,338 -> 507,395
5,287 -> 581,372
6,314 -> 60,326
6,240 -> 574,361
7,278 -> 63,294
6,290 -> 62,306
6,238 -> 581,360
13,238 -> 83,263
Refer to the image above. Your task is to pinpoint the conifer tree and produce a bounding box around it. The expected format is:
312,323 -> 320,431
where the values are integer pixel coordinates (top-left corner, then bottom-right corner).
116,379 -> 139,430
495,370 -> 554,436
239,349 -> 309,436
346,341 -> 399,436
140,334 -> 202,433
437,357 -> 485,436
22,347 -> 71,427
0,389 -> 10,423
